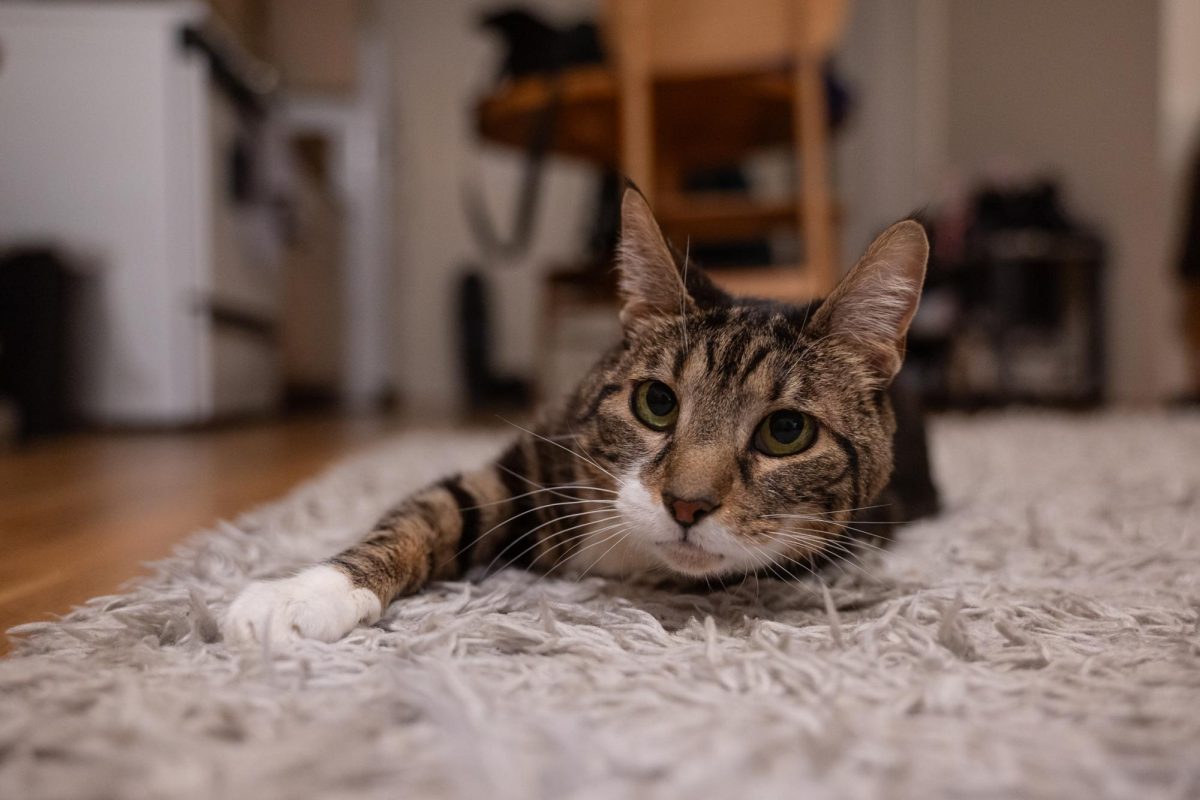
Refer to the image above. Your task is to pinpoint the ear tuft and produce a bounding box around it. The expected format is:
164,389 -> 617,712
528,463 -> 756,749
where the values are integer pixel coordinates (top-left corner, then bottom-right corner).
812,220 -> 928,381
616,187 -> 693,326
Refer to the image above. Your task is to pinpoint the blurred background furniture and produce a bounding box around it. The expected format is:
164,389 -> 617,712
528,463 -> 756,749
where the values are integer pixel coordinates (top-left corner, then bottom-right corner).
607,0 -> 845,301
2,0 -> 1193,426
907,180 -> 1106,408
0,1 -> 283,425
0,249 -> 83,441
0,0 -> 393,426
476,0 -> 850,399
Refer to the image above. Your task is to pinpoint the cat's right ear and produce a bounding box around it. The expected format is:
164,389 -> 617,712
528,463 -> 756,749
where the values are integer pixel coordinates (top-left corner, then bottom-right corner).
615,187 -> 695,327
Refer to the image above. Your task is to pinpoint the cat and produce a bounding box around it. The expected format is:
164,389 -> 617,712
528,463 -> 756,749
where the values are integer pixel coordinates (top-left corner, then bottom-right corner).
224,187 -> 930,646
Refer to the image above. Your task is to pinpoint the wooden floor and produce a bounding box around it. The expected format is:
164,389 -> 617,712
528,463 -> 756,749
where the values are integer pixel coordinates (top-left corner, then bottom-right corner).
0,415 -> 403,654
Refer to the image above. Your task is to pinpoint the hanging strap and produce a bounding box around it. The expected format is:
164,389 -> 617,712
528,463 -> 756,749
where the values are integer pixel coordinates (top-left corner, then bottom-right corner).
462,80 -> 563,261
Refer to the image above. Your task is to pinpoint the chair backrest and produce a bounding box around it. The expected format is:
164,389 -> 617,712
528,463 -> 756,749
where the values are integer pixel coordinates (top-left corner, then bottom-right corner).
604,0 -> 848,299
603,0 -> 848,199
604,0 -> 847,79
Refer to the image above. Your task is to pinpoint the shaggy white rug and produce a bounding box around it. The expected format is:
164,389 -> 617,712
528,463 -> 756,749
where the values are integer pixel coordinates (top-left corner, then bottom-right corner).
2,413 -> 1199,800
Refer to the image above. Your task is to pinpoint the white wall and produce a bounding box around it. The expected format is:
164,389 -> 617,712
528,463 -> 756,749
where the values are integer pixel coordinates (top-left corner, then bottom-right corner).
382,0 -> 596,415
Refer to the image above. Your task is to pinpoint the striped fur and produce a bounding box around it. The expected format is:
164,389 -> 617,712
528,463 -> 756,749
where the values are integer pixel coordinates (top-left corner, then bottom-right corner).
224,189 -> 928,645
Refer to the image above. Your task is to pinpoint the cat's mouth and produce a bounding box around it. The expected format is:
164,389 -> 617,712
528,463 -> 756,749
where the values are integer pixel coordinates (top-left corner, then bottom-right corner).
655,539 -> 725,574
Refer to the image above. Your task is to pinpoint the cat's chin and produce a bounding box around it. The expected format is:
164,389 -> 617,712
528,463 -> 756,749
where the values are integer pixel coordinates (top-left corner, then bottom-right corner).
654,540 -> 727,576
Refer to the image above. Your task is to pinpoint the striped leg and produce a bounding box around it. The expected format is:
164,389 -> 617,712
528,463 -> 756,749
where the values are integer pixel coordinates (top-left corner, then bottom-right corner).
223,438 -> 610,646
325,470 -> 504,607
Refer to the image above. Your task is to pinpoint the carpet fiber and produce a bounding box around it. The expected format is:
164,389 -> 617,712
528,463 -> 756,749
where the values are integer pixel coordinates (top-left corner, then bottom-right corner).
3,413 -> 1200,799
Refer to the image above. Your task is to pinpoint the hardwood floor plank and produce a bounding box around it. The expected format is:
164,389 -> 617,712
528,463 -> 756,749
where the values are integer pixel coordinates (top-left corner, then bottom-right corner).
0,415 -> 402,654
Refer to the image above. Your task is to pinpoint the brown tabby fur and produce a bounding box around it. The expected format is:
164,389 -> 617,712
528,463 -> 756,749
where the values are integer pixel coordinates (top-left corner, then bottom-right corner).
330,188 -> 929,606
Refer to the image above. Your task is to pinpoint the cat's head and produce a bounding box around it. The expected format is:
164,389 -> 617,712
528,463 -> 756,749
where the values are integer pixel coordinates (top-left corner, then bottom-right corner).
573,188 -> 928,579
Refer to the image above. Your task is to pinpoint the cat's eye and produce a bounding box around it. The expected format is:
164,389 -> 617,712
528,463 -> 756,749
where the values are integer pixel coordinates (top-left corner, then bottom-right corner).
632,380 -> 679,430
754,410 -> 817,456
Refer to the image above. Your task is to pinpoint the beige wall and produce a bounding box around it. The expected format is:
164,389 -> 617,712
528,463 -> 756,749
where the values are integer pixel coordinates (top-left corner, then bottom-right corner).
944,0 -> 1186,401
834,0 -> 926,262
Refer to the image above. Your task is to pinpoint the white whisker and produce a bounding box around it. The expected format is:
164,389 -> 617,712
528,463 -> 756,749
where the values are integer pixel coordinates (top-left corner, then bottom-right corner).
759,530 -> 887,582
762,527 -> 890,556
768,522 -> 892,546
468,498 -> 615,558
493,463 -> 619,504
576,527 -> 635,579
497,417 -> 624,485
542,521 -> 632,577
463,483 -> 619,512
490,514 -> 627,576
679,236 -> 691,354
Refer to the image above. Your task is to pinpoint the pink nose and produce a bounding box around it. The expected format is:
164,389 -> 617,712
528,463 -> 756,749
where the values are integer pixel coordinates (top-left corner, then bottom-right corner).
663,494 -> 718,527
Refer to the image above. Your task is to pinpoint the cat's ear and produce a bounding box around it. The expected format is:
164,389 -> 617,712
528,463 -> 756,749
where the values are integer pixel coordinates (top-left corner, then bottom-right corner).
811,220 -> 928,382
616,187 -> 695,327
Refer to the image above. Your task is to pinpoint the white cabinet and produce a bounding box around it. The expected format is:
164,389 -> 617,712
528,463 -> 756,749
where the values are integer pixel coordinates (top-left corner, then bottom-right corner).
0,0 -> 282,424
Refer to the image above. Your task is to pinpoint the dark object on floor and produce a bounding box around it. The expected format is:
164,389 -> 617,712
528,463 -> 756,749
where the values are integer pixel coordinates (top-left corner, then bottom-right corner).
1174,133 -> 1200,398
459,271 -> 530,412
0,248 -> 81,440
910,179 -> 1106,408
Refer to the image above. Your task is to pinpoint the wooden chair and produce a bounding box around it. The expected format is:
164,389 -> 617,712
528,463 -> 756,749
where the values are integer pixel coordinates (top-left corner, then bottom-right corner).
606,0 -> 848,300
476,1 -> 850,398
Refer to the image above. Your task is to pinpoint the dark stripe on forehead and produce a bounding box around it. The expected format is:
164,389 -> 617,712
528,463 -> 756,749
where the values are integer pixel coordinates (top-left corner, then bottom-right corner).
739,344 -> 772,381
770,369 -> 790,402
439,475 -> 479,574
705,338 -> 718,370
672,342 -> 688,377
718,329 -> 752,384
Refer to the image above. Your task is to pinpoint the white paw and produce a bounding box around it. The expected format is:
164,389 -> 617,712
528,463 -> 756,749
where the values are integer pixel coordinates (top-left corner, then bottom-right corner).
223,565 -> 382,647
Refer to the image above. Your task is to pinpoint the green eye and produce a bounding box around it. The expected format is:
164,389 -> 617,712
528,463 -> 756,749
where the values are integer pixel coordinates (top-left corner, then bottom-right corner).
632,380 -> 679,430
754,410 -> 816,456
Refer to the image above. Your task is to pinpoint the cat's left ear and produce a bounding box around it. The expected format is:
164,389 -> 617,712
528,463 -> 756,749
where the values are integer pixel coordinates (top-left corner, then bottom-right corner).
811,220 -> 928,382
615,187 -> 696,327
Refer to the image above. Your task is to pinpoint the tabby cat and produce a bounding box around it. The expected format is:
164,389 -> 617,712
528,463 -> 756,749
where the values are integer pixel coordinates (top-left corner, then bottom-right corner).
224,188 -> 929,646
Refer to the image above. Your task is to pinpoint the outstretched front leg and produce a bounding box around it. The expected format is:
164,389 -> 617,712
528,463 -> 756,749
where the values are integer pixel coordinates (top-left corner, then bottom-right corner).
223,437 -> 613,646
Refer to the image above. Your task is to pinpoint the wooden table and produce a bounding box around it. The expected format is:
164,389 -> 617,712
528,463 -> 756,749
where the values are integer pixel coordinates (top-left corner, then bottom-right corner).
476,64 -> 800,169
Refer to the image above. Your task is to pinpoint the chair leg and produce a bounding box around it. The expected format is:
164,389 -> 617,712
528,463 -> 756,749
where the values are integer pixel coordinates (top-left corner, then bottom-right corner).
614,0 -> 655,197
793,3 -> 839,293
